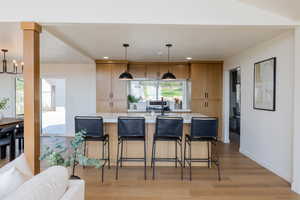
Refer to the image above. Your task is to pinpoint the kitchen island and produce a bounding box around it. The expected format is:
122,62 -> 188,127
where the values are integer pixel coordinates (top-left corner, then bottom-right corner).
86,112 -> 210,166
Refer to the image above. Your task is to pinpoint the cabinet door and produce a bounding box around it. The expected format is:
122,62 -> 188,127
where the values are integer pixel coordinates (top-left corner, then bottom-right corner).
205,100 -> 221,117
111,100 -> 127,112
172,64 -> 190,79
159,64 -> 170,77
129,64 -> 146,78
96,100 -> 112,113
111,64 -> 127,100
191,99 -> 208,114
96,64 -> 111,101
191,64 -> 207,99
146,64 -> 160,79
207,63 -> 223,100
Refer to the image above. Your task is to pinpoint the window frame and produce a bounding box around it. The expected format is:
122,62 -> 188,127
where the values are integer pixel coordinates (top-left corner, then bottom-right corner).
128,79 -> 189,109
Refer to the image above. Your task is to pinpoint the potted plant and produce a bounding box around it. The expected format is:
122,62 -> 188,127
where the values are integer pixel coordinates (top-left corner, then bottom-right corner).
0,98 -> 9,120
128,95 -> 140,110
40,130 -> 104,179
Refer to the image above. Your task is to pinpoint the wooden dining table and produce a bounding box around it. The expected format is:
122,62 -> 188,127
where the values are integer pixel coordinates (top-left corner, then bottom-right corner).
0,117 -> 24,161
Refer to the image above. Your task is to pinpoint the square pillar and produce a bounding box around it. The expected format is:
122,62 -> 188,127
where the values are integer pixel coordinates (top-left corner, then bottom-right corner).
21,22 -> 42,175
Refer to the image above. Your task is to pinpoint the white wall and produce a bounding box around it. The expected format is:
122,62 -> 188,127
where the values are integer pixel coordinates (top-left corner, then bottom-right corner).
0,74 -> 16,117
41,64 -> 96,136
224,31 -> 295,182
292,27 -> 300,193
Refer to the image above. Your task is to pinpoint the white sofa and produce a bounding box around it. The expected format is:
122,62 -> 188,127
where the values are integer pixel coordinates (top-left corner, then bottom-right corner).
0,154 -> 85,200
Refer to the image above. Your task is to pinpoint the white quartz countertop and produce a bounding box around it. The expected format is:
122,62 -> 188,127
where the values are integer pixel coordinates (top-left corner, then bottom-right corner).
90,113 -> 207,123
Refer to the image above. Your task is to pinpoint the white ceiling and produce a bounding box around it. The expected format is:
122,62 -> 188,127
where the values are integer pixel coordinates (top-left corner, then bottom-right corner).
0,22 -> 93,64
239,0 -> 300,21
44,23 -> 291,61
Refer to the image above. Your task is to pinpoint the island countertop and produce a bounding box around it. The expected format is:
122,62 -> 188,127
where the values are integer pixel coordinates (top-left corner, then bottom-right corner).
90,112 -> 207,123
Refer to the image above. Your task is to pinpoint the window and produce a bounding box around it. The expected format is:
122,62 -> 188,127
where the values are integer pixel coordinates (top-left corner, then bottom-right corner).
128,80 -> 189,110
15,77 -> 24,116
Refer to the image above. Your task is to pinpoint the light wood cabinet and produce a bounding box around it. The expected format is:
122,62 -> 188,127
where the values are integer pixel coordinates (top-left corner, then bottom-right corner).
191,62 -> 223,139
96,63 -> 128,113
207,63 -> 223,100
172,64 -> 190,79
129,64 -> 146,78
191,64 -> 208,99
146,64 -> 160,79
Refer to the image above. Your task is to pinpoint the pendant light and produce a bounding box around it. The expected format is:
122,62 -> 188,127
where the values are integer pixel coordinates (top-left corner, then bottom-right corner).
0,49 -> 23,75
161,44 -> 176,80
119,43 -> 133,80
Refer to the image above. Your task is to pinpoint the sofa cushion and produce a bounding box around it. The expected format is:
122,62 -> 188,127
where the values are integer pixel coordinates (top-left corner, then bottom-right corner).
5,166 -> 69,200
0,154 -> 33,178
0,167 -> 30,199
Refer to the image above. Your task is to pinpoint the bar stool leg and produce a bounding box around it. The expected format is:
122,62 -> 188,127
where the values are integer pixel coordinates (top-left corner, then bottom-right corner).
180,139 -> 183,180
189,140 -> 192,181
144,139 -> 147,180
83,141 -> 87,169
116,139 -> 120,180
207,141 -> 211,168
107,136 -> 111,169
184,137 -> 187,168
175,140 -> 178,168
151,138 -> 154,168
120,139 -> 124,168
152,140 -> 156,180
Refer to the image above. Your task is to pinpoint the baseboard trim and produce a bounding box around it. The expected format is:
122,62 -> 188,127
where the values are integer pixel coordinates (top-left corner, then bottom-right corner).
239,148 -> 291,183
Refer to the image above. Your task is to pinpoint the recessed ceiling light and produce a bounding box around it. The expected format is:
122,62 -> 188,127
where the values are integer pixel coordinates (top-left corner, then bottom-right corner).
186,57 -> 192,60
103,56 -> 109,59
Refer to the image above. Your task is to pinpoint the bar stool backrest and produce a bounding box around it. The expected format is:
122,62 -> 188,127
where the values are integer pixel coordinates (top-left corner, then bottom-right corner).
75,116 -> 104,137
155,116 -> 183,137
0,125 -> 16,138
118,117 -> 145,137
191,117 -> 218,138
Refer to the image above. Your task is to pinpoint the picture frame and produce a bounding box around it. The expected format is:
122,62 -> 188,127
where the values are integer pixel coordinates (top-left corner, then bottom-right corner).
253,57 -> 276,111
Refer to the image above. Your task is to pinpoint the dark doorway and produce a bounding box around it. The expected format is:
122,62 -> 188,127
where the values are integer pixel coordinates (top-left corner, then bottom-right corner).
229,68 -> 241,145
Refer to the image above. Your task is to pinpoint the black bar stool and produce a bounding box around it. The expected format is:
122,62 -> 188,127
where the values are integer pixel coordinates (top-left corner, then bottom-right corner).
184,117 -> 221,181
151,116 -> 184,180
116,117 -> 146,180
75,116 -> 110,183
15,123 -> 24,154
0,125 -> 16,160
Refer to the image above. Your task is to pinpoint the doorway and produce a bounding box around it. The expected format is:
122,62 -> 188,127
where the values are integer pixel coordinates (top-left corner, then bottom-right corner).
41,78 -> 66,135
229,68 -> 241,145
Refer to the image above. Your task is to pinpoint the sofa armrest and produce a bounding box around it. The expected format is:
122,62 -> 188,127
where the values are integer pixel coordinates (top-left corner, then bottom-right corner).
60,180 -> 85,200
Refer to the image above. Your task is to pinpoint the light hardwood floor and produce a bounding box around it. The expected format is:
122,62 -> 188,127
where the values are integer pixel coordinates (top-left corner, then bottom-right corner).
1,139 -> 300,200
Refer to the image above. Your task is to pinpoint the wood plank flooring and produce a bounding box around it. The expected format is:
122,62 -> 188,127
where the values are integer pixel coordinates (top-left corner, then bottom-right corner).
1,139 -> 300,200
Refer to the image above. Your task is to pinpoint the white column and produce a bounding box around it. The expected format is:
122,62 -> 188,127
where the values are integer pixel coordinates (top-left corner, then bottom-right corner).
292,27 -> 300,193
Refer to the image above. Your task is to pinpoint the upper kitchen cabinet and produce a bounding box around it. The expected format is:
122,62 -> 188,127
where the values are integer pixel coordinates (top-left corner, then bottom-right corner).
191,63 -> 208,99
146,64 -> 160,79
129,63 -> 147,78
96,61 -> 128,113
96,64 -> 111,101
172,64 -> 190,79
191,62 -> 223,100
207,63 -> 223,100
110,63 -> 128,100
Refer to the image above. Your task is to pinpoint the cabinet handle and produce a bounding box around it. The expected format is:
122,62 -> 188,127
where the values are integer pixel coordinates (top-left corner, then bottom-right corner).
207,92 -> 208,99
